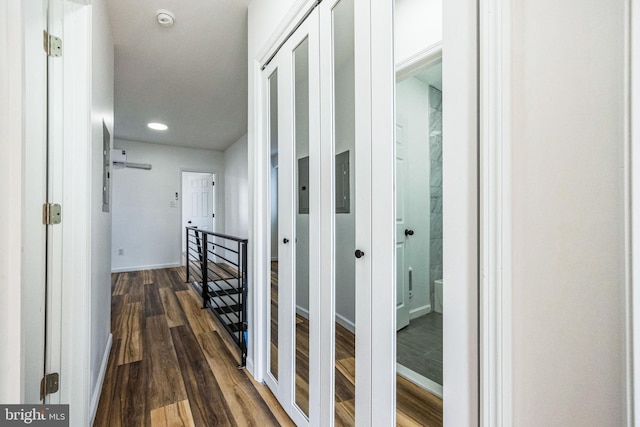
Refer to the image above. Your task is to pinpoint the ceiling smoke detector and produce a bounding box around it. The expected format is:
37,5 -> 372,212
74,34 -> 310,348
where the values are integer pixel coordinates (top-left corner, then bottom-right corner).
156,10 -> 175,28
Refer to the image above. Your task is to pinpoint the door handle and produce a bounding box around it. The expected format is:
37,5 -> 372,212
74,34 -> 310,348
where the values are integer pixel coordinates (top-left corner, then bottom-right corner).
283,238 -> 289,244
404,229 -> 414,237
354,249 -> 365,259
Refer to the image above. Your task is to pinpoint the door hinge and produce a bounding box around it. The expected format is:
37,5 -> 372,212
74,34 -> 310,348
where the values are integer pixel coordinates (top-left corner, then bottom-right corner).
212,213 -> 215,218
43,30 -> 62,57
40,373 -> 59,400
43,203 -> 62,225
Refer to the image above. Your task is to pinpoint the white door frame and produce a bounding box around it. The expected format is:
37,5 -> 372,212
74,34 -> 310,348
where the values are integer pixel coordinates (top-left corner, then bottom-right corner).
442,0 -> 480,425
478,0 -> 511,424
0,0 -> 30,402
631,0 -> 639,424
46,0 -> 93,423
360,0 -> 394,423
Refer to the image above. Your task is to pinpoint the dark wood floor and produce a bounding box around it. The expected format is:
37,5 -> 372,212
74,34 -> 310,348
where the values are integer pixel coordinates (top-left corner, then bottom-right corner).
94,268 -> 294,427
98,266 -> 442,426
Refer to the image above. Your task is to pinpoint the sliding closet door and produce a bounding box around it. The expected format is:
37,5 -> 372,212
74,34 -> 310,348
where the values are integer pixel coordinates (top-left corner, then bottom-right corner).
263,10 -> 320,426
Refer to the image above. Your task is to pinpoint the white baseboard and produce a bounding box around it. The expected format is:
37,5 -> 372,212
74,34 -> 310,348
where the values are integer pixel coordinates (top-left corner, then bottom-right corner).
396,362 -> 443,398
111,262 -> 182,273
296,305 -> 310,319
90,333 -> 112,426
246,357 -> 254,377
410,304 -> 431,319
336,312 -> 356,334
296,307 -> 355,333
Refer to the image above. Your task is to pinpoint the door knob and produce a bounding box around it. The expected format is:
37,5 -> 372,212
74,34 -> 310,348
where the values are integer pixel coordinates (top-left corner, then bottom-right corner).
404,229 -> 414,236
188,221 -> 192,224
354,249 -> 365,259
283,238 -> 289,244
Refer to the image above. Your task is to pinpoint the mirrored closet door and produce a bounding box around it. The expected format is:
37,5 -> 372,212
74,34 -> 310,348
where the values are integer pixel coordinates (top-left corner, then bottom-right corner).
263,9 -> 320,426
261,0 -> 380,424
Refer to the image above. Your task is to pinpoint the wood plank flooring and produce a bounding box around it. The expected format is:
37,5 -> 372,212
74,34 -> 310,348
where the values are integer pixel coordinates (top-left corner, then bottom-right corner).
94,268 -> 294,427
98,266 -> 442,426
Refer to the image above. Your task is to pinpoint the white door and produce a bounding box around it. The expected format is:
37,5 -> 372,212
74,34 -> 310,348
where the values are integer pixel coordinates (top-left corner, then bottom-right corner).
45,1 -> 93,418
262,0 -> 381,424
395,123 -> 411,330
185,173 -> 214,231
263,10 -> 320,426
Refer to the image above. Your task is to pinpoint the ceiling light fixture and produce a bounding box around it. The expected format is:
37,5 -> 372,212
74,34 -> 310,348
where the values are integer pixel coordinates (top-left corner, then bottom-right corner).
156,9 -> 175,28
148,122 -> 168,131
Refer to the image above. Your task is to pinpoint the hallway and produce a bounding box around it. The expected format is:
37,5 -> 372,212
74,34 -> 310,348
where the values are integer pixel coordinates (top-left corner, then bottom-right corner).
94,268 -> 294,426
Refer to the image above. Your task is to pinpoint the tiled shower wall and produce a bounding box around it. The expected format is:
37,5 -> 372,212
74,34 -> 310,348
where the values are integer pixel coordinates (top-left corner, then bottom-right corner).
429,86 -> 443,290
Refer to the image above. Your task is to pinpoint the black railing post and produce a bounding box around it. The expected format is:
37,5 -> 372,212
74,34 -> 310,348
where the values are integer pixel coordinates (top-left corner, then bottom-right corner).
240,240 -> 248,368
185,228 -> 190,283
201,232 -> 208,308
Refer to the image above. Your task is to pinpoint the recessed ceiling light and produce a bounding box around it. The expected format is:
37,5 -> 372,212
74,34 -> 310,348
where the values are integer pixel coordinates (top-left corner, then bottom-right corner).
148,122 -> 168,131
156,9 -> 175,28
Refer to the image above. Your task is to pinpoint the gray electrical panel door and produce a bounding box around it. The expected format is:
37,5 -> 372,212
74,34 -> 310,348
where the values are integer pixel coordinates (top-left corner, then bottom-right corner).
335,150 -> 350,213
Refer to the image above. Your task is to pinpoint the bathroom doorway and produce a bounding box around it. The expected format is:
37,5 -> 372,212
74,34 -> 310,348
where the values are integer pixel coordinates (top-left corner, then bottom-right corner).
395,48 -> 443,400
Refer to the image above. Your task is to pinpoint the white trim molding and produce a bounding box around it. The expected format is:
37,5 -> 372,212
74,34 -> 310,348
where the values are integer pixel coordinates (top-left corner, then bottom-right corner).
442,0 -> 479,424
90,334 -> 112,425
111,262 -> 182,273
395,43 -> 442,82
630,0 -> 639,424
479,0 -> 513,425
0,0 -> 25,403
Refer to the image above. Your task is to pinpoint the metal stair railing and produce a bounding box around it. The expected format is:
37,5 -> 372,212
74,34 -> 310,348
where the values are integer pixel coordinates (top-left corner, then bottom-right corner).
185,226 -> 248,368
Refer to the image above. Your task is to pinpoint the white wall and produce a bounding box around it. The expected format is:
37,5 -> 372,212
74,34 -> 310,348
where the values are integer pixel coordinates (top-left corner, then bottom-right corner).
510,0 -> 626,425
396,77 -> 431,314
225,134 -> 249,238
395,0 -> 442,64
89,0 -> 114,417
111,139 -> 225,272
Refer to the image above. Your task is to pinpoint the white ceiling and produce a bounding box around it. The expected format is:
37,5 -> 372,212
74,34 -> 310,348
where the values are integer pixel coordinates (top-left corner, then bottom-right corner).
106,0 -> 249,151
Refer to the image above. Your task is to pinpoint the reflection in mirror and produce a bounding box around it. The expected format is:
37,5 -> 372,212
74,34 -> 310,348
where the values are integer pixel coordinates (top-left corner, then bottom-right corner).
294,37 -> 311,417
332,0 -> 356,424
268,69 -> 279,381
395,56 -> 444,424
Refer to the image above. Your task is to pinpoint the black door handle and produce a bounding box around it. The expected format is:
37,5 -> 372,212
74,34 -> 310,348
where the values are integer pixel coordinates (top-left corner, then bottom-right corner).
404,229 -> 414,236
188,221 -> 192,224
283,238 -> 289,244
355,249 -> 365,258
